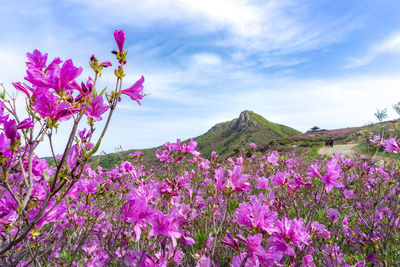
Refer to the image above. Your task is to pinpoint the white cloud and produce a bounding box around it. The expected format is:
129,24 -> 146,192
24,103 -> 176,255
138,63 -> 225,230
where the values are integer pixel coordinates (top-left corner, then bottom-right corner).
73,0 -> 358,61
346,32 -> 400,68
192,53 -> 222,66
228,75 -> 400,131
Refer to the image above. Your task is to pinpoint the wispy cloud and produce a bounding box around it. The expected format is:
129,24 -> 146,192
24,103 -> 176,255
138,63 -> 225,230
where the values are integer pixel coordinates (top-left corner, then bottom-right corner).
346,32 -> 400,68
1,0 -> 400,156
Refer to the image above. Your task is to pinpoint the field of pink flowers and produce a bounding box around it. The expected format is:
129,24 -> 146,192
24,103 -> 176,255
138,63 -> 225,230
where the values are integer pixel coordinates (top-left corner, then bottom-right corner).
1,30 -> 400,266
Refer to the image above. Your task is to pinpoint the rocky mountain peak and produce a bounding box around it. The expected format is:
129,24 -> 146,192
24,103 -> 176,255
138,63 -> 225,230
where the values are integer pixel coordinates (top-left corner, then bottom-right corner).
230,111 -> 257,131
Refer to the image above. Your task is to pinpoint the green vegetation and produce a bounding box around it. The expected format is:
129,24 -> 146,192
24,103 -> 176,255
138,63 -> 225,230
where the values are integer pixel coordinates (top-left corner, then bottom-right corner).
247,111 -> 300,137
194,110 -> 300,158
305,145 -> 323,161
354,142 -> 399,160
88,112 -> 398,170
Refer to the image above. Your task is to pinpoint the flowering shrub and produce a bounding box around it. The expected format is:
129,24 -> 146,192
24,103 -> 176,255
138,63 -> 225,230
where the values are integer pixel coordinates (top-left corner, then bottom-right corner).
1,31 -> 400,266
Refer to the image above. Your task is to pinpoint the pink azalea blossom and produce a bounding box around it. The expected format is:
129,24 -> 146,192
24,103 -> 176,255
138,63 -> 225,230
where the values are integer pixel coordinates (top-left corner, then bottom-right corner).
343,189 -> 355,199
0,133 -> 11,154
322,159 -> 343,193
221,231 -> 240,250
114,29 -> 126,52
271,171 -> 290,186
381,137 -> 400,153
228,166 -> 250,192
255,176 -> 269,189
267,151 -> 279,166
326,208 -> 339,222
370,135 -> 381,144
26,49 -> 47,70
149,211 -> 182,247
215,167 -> 226,191
67,144 -> 79,169
267,217 -> 310,259
51,59 -> 83,93
17,118 -> 34,130
4,119 -> 20,142
235,200 -> 278,234
100,61 -> 112,67
80,179 -> 97,194
121,197 -> 154,242
12,82 -> 32,98
85,95 -> 109,121
121,76 -> 145,105
323,243 -> 343,266
31,92 -> 58,117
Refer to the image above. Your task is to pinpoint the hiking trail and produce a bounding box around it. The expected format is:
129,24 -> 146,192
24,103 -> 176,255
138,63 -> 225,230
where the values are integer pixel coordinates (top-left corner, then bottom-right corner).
319,143 -> 358,157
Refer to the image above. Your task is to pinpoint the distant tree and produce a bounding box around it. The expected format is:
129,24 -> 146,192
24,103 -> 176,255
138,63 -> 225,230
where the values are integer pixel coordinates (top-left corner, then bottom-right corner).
309,126 -> 320,132
374,108 -> 388,123
393,102 -> 400,117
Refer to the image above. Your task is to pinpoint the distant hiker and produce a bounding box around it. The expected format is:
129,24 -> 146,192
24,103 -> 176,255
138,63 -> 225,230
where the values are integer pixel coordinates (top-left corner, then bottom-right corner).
325,139 -> 329,146
328,139 -> 332,147
330,138 -> 334,147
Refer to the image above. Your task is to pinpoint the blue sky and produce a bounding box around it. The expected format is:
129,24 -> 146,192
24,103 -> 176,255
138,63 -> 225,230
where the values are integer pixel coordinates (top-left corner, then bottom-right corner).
1,0 -> 400,156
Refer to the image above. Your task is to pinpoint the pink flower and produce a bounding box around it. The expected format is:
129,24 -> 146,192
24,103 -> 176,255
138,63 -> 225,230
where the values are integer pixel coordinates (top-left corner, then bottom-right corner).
17,118 -> 34,130
121,197 -> 154,242
323,243 -> 343,266
24,68 -> 51,88
235,200 -> 278,234
381,137 -> 400,153
322,159 -> 343,193
255,176 -> 269,189
221,231 -> 240,250
114,29 -> 126,52
121,76 -> 145,105
12,82 -> 32,98
271,171 -> 290,186
134,151 -> 144,157
215,167 -> 226,191
343,189 -> 354,199
149,211 -> 182,247
67,144 -> 79,169
302,255 -> 316,267
52,59 -> 83,93
267,217 -> 310,259
228,166 -> 250,192
326,208 -> 339,222
267,151 -> 279,166
4,119 -> 20,142
26,49 -> 48,70
100,61 -> 112,67
85,95 -> 109,121
308,164 -> 322,178
80,179 -> 97,194
237,233 -> 265,259
32,91 -> 58,117
196,255 -> 210,267
370,135 -> 381,144
0,133 -> 11,154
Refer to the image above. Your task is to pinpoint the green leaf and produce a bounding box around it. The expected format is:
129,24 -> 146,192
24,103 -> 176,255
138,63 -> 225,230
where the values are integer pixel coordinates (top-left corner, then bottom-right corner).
89,138 -> 102,157
100,86 -> 108,96
228,198 -> 239,214
43,171 -> 50,183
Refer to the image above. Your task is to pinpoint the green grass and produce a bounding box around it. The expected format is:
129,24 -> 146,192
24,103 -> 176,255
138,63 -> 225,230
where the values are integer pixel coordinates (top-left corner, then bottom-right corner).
305,144 -> 323,161
354,142 -> 400,160
247,111 -> 300,137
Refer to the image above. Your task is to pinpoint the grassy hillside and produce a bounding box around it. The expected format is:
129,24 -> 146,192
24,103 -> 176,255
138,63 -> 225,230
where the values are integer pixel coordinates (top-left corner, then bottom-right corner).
194,110 -> 300,158
53,115 -> 400,169
92,110 -> 301,168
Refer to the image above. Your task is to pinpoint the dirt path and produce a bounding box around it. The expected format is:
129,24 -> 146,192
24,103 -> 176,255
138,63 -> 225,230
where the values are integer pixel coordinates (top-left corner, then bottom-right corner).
319,143 -> 358,157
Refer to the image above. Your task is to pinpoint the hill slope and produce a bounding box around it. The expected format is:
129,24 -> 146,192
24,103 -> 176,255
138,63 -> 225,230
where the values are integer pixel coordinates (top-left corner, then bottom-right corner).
95,110 -> 301,168
195,110 -> 300,157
